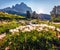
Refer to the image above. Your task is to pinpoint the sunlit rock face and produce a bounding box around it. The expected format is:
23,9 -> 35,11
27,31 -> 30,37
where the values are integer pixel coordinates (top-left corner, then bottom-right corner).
51,6 -> 60,15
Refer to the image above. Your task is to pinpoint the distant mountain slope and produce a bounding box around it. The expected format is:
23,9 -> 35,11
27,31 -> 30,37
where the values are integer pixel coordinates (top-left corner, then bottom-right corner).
38,14 -> 51,20
0,2 -> 32,16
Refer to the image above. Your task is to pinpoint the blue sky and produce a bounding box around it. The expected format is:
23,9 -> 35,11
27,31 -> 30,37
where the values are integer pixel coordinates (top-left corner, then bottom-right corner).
0,0 -> 60,14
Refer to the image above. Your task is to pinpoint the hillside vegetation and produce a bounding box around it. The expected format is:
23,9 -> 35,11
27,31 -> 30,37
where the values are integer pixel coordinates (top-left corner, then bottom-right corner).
0,30 -> 60,50
0,12 -> 25,34
0,12 -> 60,50
51,15 -> 60,22
0,12 -> 25,20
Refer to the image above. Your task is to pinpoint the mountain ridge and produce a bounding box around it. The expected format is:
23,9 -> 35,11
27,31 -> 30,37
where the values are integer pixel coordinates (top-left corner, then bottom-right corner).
38,14 -> 51,20
0,2 -> 32,16
0,2 -> 51,20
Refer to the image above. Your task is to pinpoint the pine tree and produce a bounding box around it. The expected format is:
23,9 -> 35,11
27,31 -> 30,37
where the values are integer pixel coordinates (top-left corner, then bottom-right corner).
26,11 -> 31,19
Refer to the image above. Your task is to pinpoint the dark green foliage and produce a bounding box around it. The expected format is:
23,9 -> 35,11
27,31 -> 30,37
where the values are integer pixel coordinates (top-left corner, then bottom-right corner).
32,11 -> 36,19
53,18 -> 60,22
51,14 -> 60,22
0,30 -> 60,50
0,21 -> 20,34
26,11 -> 31,19
0,12 -> 25,20
32,11 -> 38,19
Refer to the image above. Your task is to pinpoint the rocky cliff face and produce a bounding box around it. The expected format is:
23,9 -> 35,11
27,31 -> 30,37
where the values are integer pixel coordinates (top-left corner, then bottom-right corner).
0,2 -> 32,16
51,6 -> 60,15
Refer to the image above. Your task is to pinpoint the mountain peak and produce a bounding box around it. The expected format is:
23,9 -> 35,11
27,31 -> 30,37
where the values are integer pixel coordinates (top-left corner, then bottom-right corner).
20,2 -> 27,7
20,2 -> 25,5
0,2 -> 32,15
